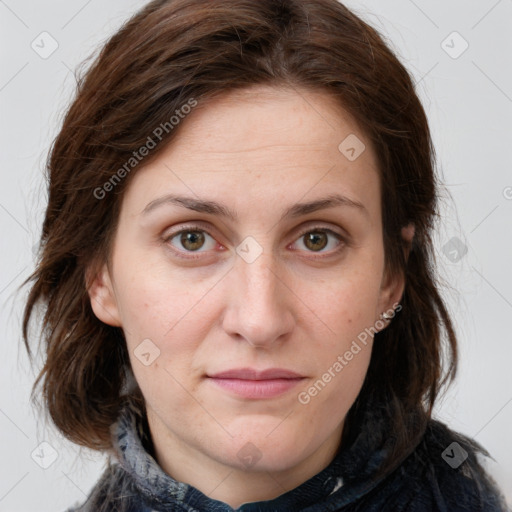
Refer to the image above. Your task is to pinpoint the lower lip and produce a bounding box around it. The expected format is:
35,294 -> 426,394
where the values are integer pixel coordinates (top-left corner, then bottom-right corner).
208,377 -> 304,399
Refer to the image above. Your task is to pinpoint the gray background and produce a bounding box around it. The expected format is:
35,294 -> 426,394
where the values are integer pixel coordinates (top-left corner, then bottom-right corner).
1,0 -> 511,510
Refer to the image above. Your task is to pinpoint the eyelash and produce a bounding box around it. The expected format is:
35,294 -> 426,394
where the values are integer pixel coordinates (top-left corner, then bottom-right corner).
163,223 -> 346,260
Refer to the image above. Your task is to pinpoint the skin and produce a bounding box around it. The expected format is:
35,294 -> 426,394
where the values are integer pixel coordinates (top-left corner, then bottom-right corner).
88,85 -> 408,508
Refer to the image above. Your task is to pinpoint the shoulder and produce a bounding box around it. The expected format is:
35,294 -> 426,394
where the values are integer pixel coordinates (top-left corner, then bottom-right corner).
63,462 -> 144,512
405,419 -> 509,511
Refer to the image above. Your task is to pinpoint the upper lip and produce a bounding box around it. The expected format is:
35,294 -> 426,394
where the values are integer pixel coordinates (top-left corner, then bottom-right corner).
208,368 -> 304,380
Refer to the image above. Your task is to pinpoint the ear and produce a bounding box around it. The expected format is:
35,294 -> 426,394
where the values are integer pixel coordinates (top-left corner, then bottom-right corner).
377,223 -> 415,321
400,223 -> 415,261
86,263 -> 122,327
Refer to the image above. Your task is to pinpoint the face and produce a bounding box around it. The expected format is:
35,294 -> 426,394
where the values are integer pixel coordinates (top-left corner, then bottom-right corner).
89,86 -> 404,486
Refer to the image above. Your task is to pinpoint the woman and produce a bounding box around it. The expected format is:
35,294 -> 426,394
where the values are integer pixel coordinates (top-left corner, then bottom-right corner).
22,0 -> 509,510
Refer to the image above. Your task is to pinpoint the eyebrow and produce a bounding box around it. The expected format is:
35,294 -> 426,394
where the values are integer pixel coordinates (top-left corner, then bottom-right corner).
141,193 -> 368,221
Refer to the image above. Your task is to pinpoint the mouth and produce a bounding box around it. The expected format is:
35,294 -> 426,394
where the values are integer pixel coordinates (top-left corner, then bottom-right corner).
206,368 -> 306,399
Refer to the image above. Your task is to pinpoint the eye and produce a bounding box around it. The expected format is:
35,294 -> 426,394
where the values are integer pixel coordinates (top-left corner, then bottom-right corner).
166,227 -> 218,254
292,228 -> 344,255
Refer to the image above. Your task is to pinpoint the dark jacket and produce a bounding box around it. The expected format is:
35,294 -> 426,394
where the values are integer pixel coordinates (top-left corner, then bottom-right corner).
65,398 -> 509,512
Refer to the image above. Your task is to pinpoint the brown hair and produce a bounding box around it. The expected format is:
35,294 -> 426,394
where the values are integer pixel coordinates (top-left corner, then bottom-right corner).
22,0 -> 457,473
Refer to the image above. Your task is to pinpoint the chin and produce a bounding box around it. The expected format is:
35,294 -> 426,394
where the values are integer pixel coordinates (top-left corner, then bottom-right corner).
217,426 -> 318,473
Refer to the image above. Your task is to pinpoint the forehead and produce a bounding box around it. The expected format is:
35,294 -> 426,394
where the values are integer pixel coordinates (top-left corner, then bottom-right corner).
120,86 -> 381,221
169,86 -> 371,162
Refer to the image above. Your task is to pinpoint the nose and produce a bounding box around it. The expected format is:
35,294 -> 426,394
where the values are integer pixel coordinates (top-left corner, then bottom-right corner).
221,252 -> 295,349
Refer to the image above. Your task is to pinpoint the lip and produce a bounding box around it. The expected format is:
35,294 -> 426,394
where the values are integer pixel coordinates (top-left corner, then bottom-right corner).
207,368 -> 305,399
209,368 -> 303,380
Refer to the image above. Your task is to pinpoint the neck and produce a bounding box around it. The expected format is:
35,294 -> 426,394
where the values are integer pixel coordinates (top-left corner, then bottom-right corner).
146,407 -> 343,508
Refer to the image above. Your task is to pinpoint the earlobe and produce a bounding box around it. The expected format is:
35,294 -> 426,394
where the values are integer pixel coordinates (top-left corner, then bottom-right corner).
378,268 -> 405,323
86,263 -> 122,327
375,277 -> 404,333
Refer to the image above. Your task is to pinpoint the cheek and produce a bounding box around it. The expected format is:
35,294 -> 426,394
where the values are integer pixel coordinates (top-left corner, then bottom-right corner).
122,278 -> 210,416
112,250 -> 209,340
308,265 -> 383,341
296,258 -> 382,401
114,261 -> 218,389
298,274 -> 378,409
